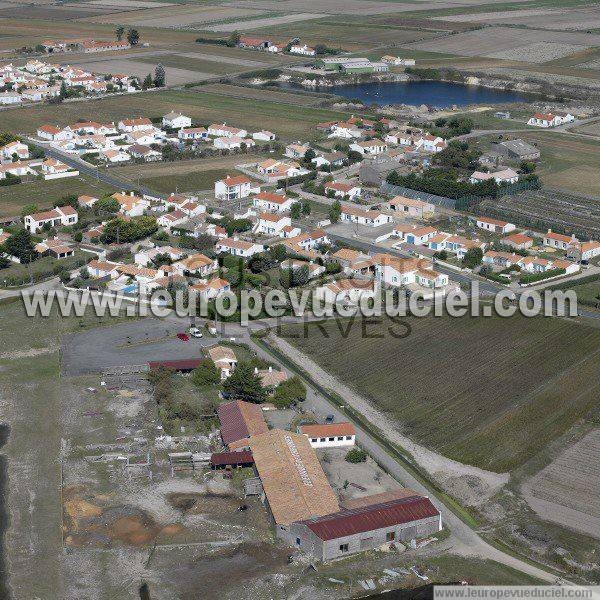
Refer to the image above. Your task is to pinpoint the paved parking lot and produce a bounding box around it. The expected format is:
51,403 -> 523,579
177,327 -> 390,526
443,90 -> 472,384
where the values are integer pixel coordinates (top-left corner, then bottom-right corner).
61,317 -> 217,375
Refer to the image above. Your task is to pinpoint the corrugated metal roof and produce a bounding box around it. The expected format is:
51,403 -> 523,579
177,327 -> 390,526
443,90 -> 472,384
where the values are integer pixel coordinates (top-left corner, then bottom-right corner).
148,358 -> 202,372
301,495 -> 439,541
210,450 -> 254,467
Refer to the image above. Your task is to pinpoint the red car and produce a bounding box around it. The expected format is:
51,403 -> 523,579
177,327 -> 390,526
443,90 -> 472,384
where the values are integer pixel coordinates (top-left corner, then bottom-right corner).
177,333 -> 190,342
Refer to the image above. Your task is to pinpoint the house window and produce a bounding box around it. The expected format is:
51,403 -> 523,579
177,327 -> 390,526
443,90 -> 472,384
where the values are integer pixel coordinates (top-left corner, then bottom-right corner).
328,437 -> 335,442
386,531 -> 396,542
345,436 -> 352,440
337,436 -> 343,441
319,438 -> 326,442
339,543 -> 349,553
310,438 -> 317,443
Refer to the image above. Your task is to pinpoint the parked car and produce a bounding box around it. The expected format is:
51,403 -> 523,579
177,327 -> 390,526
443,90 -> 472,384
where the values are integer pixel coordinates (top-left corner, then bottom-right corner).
189,327 -> 203,338
325,414 -> 335,424
177,333 -> 190,341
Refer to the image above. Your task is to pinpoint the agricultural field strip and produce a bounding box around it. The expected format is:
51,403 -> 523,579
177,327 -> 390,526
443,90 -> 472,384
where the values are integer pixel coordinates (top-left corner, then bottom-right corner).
206,12 -> 329,32
280,316 -> 600,472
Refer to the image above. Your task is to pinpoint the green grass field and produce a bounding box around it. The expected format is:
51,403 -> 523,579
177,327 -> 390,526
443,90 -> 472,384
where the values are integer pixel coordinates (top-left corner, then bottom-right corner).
0,176 -> 115,218
0,89 -> 350,140
279,315 -> 600,472
140,167 -> 231,193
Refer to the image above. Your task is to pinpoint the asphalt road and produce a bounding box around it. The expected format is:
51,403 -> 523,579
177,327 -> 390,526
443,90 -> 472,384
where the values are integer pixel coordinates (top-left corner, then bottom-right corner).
25,138 -> 165,199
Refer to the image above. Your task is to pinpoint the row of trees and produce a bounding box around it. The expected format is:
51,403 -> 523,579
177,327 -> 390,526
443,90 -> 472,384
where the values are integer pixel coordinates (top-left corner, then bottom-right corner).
115,26 -> 140,46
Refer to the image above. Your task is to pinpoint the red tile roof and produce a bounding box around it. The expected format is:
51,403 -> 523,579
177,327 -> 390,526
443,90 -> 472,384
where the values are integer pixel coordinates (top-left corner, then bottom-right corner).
217,400 -> 268,446
300,494 -> 439,541
210,450 -> 254,467
300,422 -> 355,438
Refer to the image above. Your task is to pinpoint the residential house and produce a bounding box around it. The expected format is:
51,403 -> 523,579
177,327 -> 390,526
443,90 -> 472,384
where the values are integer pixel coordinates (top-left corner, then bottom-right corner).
77,195 -> 98,208
254,213 -> 291,236
252,130 -> 276,141
315,278 -> 376,305
111,191 -> 150,217
475,217 -> 516,235
340,205 -> 392,227
162,112 -> 191,129
134,246 -> 186,267
100,149 -> 130,163
37,124 -> 73,141
518,256 -> 579,275
118,117 -> 153,132
527,112 -> 575,128
328,122 -> 363,139
543,229 -> 577,250
208,346 -> 238,380
285,143 -> 310,159
470,168 -> 519,185
156,209 -> 188,230
311,151 -> 346,169
178,127 -> 208,141
280,258 -> 325,279
401,225 -> 438,246
215,237 -> 264,257
1,141 -> 29,161
482,250 -> 522,268
172,253 -> 217,277
415,134 -> 446,153
428,233 -> 485,259
87,259 -> 122,279
289,44 -> 316,56
190,277 -> 231,301
127,130 -> 157,146
252,191 -> 294,213
207,123 -> 248,138
34,237 -> 74,259
349,139 -> 388,156
502,232 -> 534,250
255,366 -> 287,392
325,181 -> 362,200
213,136 -> 254,151
129,144 -> 161,162
214,174 -> 253,200
374,253 -> 448,289
388,196 -> 434,219
24,205 -> 78,233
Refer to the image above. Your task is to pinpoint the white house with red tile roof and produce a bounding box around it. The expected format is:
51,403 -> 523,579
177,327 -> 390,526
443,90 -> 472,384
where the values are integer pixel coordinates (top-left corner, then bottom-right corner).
502,232 -> 534,250
0,141 -> 29,161
252,130 -> 276,141
178,127 -> 208,141
87,259 -> 122,279
428,233 -> 485,259
213,136 -> 254,150
100,149 -> 130,163
542,229 -> 577,250
157,209 -> 188,230
289,43 -> 316,56
34,237 -> 74,259
111,192 -> 150,217
482,250 -> 522,268
190,277 -> 231,301
475,216 -> 516,235
285,143 -> 310,159
280,258 -> 325,279
325,181 -> 362,200
252,192 -> 294,213
517,256 -> 579,275
117,117 -> 153,132
172,253 -> 217,277
41,158 -> 79,179
37,124 -> 73,141
573,241 -> 600,261
388,196 -> 434,218
24,205 -> 78,233
415,134 -> 446,153
470,168 -> 519,185
287,229 -> 329,252
214,174 -> 254,200
215,237 -> 264,257
315,278 -> 376,306
527,112 -> 574,128
77,195 -> 99,208
162,112 -> 191,129
340,204 -> 392,227
328,122 -> 363,139
349,139 -> 388,156
254,212 -> 291,236
135,246 -> 186,267
208,123 -> 248,138
299,422 -> 355,448
374,253 -> 448,289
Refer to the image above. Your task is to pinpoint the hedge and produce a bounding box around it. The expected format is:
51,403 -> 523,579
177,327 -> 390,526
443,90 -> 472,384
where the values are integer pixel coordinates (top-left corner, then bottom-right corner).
519,268 -> 566,284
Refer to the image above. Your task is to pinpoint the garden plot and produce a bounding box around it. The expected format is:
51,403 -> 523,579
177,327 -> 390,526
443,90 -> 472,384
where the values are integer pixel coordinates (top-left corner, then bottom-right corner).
83,4 -> 264,27
85,0 -> 174,7
435,7 -> 600,31
523,429 -> 600,539
403,26 -> 600,63
207,12 -> 328,32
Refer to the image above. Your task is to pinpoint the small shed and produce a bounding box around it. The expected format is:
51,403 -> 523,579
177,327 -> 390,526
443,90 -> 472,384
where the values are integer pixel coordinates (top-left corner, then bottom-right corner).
210,450 -> 254,469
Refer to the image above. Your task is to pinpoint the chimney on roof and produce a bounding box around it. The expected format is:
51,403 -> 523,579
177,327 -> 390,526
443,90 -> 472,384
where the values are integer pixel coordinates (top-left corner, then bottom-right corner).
268,366 -> 272,372
547,229 -> 552,233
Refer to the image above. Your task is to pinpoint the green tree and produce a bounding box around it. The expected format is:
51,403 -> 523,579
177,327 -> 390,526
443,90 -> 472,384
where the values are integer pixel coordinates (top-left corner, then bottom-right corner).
59,80 -> 68,100
115,25 -> 124,41
5,229 -> 36,263
142,73 -> 153,90
520,161 -> 536,174
272,375 -> 306,408
94,197 -> 120,213
329,199 -> 341,223
345,448 -> 367,463
154,63 -> 166,88
127,28 -> 140,46
290,202 -> 302,219
223,362 -> 267,404
191,359 -> 220,386
462,247 -> 484,269
227,31 -> 241,47
301,201 -> 311,216
21,203 -> 38,217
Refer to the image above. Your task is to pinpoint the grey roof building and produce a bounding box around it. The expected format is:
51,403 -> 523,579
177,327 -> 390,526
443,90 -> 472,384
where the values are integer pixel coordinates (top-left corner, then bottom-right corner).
493,139 -> 540,161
